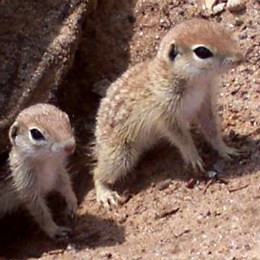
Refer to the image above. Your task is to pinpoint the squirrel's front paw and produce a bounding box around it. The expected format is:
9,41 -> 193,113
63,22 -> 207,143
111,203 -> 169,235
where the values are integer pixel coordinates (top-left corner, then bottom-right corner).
96,184 -> 124,209
65,194 -> 78,220
219,146 -> 241,160
45,224 -> 71,239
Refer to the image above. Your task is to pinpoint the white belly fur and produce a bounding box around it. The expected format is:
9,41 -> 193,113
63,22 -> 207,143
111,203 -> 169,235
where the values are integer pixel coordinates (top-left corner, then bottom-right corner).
36,159 -> 59,195
180,86 -> 207,122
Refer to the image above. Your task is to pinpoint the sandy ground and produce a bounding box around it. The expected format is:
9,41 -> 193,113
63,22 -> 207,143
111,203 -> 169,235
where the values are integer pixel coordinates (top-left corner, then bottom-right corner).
0,0 -> 259,259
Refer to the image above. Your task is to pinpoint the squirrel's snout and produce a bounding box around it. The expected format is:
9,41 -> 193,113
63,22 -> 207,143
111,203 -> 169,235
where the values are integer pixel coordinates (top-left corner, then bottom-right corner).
63,138 -> 76,155
52,138 -> 76,154
64,142 -> 75,154
224,52 -> 245,66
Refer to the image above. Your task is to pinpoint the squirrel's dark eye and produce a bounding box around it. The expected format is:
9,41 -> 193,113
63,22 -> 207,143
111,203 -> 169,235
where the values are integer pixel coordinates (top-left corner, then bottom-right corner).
30,128 -> 45,141
193,46 -> 213,59
168,43 -> 178,61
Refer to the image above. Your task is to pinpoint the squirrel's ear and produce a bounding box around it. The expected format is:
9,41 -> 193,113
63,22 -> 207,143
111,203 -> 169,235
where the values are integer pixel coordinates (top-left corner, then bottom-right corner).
168,43 -> 178,61
158,40 -> 178,62
9,122 -> 19,145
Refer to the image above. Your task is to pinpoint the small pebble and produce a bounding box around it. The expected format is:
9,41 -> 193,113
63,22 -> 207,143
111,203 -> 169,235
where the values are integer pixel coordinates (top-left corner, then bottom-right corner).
66,243 -> 76,251
212,3 -> 226,14
227,0 -> 246,12
155,205 -> 179,220
156,179 -> 171,190
100,252 -> 112,259
186,178 -> 196,189
239,159 -> 247,165
203,0 -> 218,11
207,170 -> 218,178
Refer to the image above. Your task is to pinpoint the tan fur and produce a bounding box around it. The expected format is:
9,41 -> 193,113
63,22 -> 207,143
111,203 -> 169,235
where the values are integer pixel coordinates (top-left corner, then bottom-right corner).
92,19 -> 244,208
0,104 -> 78,239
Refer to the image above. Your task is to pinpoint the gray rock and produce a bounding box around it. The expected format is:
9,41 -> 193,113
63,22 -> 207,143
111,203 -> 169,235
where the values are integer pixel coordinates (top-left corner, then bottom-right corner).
206,170 -> 218,178
227,0 -> 246,12
0,0 -> 93,153
212,3 -> 226,15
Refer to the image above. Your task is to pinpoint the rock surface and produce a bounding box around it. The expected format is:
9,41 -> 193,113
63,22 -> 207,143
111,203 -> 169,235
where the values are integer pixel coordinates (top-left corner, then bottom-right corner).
0,0 -> 91,153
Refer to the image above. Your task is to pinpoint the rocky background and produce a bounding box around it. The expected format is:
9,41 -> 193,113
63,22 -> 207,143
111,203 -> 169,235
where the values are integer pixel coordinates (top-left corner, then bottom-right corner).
0,0 -> 95,152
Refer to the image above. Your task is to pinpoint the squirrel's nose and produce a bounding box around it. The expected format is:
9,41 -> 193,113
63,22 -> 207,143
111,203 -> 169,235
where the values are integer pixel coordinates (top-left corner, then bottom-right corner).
227,52 -> 245,66
64,142 -> 75,154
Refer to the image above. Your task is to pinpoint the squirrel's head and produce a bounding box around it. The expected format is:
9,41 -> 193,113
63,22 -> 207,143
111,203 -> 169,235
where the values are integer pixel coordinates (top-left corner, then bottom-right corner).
157,19 -> 244,80
9,104 -> 75,160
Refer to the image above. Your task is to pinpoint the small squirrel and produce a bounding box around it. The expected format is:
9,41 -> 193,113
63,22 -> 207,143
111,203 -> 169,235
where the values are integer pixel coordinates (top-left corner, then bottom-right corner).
0,103 -> 78,238
92,19 -> 244,208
